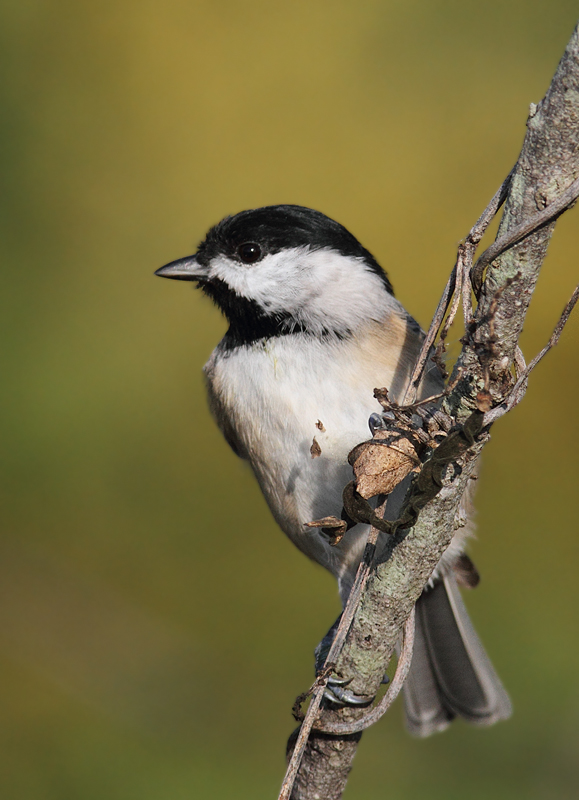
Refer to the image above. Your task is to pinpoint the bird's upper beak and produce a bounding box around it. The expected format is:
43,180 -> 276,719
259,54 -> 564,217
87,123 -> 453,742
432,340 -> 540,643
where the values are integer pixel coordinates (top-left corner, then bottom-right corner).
155,255 -> 206,281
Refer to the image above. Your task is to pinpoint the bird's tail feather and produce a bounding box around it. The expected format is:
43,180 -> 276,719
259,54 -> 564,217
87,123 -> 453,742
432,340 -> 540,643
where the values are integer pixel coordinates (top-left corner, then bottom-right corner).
403,574 -> 512,738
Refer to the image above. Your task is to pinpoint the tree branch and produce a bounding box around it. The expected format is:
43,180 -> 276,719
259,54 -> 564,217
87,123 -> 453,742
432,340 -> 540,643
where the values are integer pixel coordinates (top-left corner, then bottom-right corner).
281,21 -> 579,800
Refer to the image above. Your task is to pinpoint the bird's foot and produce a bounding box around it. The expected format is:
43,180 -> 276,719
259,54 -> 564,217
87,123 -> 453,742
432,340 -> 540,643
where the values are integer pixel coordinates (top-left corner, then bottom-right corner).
323,675 -> 375,707
368,411 -> 395,435
315,615 -> 388,708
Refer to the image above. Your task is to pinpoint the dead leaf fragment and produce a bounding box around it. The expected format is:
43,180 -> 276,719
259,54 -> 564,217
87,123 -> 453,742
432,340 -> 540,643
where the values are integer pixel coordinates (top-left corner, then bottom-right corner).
310,437 -> 322,458
349,431 -> 420,499
305,516 -> 348,545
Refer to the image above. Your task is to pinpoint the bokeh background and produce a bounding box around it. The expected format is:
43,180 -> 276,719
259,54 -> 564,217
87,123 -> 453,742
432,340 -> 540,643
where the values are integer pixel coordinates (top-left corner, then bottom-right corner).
2,2 -> 579,798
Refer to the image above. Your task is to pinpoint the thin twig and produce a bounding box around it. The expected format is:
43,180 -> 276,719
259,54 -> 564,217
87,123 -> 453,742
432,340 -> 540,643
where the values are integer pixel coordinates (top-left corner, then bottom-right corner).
461,172 -> 514,325
438,250 -> 463,349
471,175 -> 579,296
385,369 -> 465,414
278,500 -> 387,800
401,268 -> 456,405
432,252 -> 465,373
461,250 -> 474,328
513,346 -> 527,378
278,688 -> 325,800
313,607 -> 415,735
402,172 -> 513,406
526,283 -> 579,370
468,169 -> 514,245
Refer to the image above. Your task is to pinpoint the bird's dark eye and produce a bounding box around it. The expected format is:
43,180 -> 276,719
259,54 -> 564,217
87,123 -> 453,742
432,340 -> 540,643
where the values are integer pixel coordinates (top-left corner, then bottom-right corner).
236,242 -> 262,264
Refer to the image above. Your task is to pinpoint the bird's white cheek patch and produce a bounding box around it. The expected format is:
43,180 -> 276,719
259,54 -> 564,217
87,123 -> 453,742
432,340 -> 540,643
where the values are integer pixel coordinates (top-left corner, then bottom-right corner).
209,250 -> 310,314
208,248 -> 393,336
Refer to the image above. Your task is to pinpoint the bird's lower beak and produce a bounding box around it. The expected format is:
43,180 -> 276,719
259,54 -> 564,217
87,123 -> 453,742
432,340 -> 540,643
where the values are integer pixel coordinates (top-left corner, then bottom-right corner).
155,255 -> 205,281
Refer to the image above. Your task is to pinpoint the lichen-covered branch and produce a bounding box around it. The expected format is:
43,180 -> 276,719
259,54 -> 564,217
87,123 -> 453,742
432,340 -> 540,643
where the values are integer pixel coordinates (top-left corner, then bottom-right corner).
451,23 -> 579,420
285,21 -> 579,800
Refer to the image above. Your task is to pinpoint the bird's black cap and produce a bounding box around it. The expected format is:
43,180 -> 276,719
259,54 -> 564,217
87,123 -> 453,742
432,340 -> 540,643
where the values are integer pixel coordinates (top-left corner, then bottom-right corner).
196,204 -> 393,295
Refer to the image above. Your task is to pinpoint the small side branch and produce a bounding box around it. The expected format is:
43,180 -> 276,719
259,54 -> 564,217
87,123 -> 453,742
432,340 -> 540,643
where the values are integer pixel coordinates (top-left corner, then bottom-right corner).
471,175 -> 579,296
402,171 -> 513,406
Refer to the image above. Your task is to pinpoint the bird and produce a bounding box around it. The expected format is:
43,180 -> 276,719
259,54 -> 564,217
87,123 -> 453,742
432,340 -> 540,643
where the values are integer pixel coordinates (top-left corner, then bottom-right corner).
155,203 -> 512,736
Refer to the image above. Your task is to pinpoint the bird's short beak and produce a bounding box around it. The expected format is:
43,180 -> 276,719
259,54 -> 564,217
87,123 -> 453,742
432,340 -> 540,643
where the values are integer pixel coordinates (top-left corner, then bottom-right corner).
155,255 -> 205,281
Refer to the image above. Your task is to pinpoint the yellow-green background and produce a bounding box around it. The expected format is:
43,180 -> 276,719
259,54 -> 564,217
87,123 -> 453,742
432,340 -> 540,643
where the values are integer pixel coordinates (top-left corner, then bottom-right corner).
2,2 -> 579,798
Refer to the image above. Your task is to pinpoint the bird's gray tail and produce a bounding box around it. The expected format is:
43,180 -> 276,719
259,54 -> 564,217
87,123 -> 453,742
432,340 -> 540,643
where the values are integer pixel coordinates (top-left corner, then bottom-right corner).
403,573 -> 512,737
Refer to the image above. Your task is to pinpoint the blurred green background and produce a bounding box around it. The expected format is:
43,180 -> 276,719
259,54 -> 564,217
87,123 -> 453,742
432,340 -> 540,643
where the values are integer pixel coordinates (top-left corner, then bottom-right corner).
2,2 -> 579,798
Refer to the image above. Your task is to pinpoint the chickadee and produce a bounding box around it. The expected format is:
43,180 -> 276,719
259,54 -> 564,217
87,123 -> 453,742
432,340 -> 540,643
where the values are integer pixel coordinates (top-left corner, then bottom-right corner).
156,204 -> 511,736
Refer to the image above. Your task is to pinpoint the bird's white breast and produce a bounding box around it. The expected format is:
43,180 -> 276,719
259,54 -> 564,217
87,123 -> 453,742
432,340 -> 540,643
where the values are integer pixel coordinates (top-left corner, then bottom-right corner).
204,311 -> 436,588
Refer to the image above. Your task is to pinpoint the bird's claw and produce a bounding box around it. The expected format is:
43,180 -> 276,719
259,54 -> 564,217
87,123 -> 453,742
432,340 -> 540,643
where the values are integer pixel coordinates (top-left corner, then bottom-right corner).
368,411 -> 396,435
315,616 -> 388,707
323,674 -> 351,686
323,675 -> 375,707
